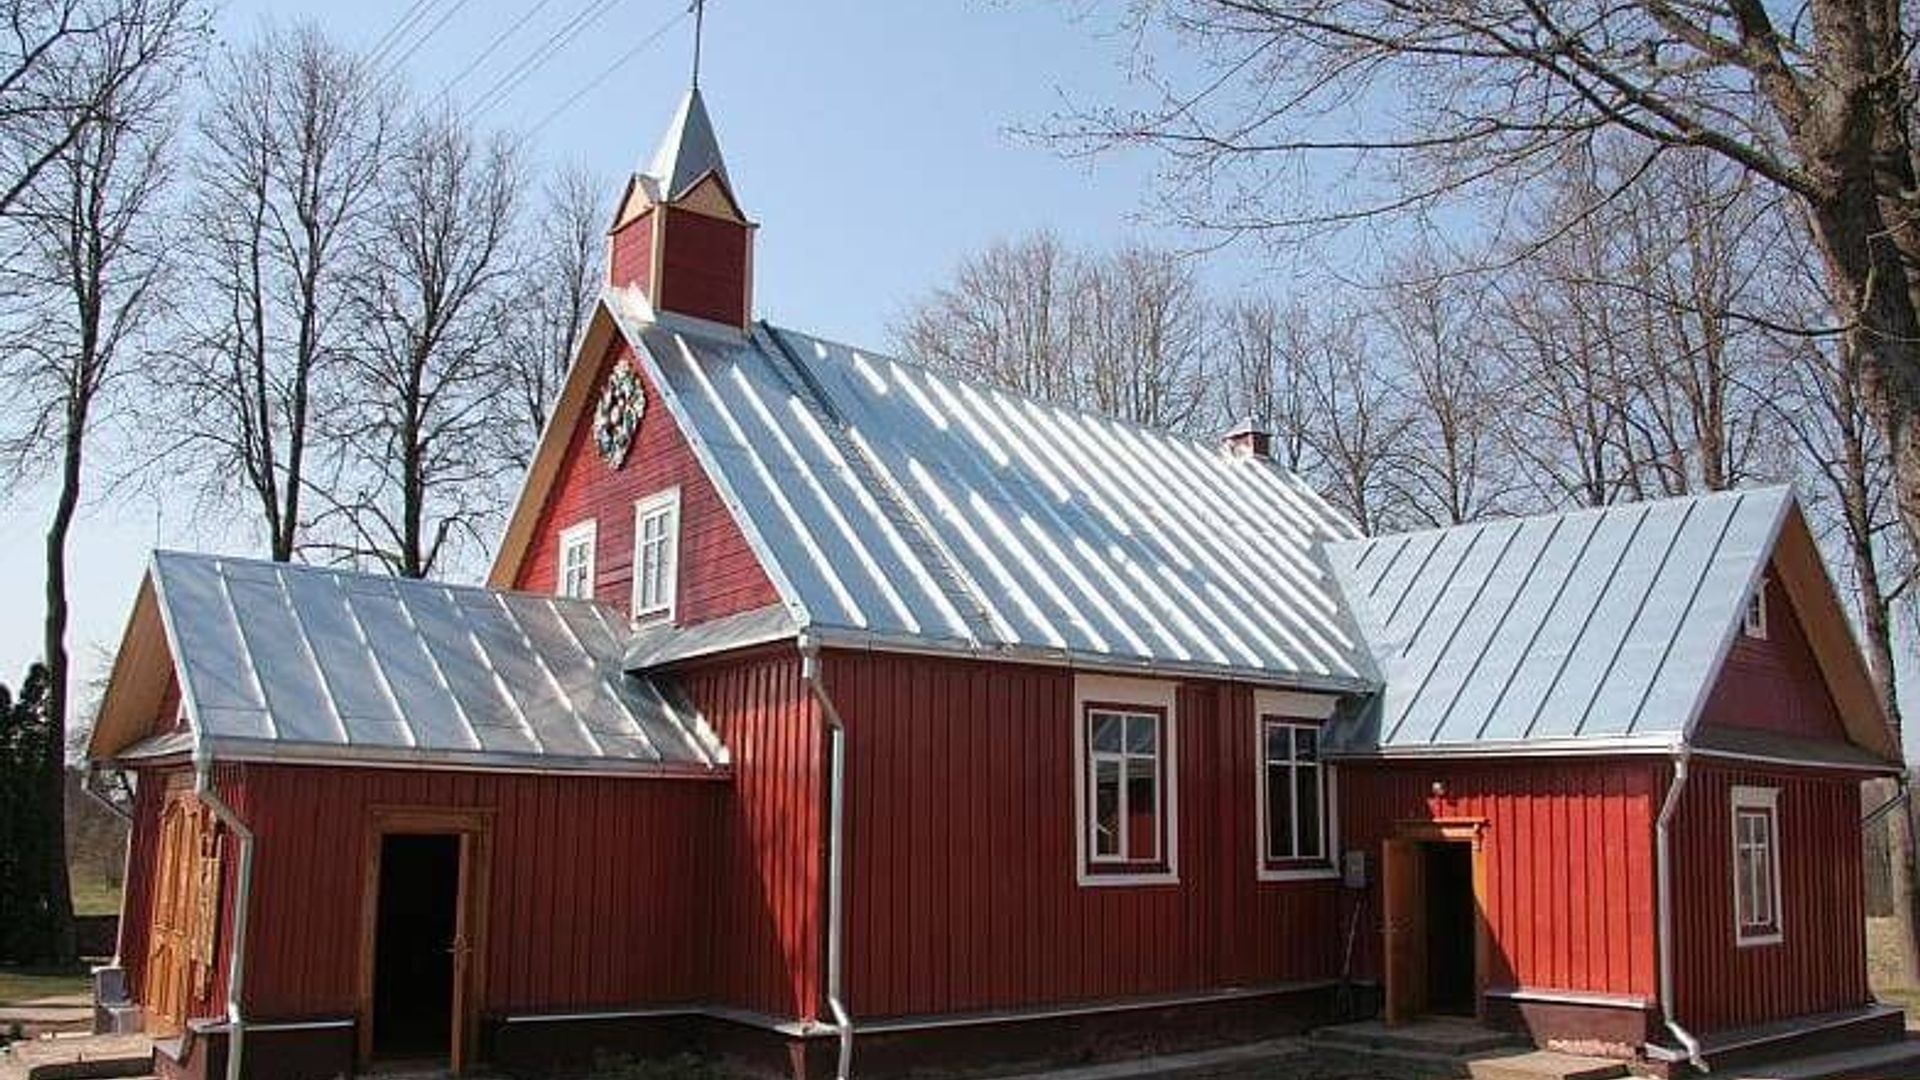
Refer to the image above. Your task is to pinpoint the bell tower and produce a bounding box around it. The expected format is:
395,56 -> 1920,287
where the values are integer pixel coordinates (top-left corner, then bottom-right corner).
608,87 -> 756,328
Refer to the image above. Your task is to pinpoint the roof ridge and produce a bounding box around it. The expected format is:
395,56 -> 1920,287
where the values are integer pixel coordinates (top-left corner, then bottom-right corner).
1329,484 -> 1792,549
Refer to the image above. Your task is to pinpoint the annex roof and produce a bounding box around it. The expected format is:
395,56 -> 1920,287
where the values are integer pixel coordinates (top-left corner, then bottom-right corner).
592,293 -> 1376,691
1322,487 -> 1900,763
89,551 -> 729,776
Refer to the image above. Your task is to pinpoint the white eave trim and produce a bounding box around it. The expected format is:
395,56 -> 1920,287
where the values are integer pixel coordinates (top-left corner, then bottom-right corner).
195,736 -> 732,781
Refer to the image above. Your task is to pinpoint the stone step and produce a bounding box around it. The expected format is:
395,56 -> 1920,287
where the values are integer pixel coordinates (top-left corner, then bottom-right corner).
1312,1018 -> 1525,1058
1467,1050 -> 1628,1080
1724,1037 -> 1920,1080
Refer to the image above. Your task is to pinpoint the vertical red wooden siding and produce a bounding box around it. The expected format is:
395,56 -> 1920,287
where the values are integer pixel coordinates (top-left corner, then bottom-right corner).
510,337 -> 779,625
182,763 -> 719,1020
610,209 -> 655,292
1671,762 -> 1869,1033
114,769 -> 170,1004
658,207 -> 750,328
824,651 -> 1341,1019
1339,760 -> 1662,1000
1697,572 -> 1846,741
681,648 -> 825,1022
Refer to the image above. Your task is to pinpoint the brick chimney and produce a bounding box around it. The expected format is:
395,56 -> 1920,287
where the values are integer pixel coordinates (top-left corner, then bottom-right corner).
1223,417 -> 1273,460
608,88 -> 756,328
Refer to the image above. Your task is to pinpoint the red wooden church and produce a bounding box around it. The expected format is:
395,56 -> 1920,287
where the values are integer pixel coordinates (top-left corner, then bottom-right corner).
87,87 -> 1908,1080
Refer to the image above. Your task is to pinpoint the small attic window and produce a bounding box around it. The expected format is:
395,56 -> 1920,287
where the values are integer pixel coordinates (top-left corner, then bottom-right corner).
1743,579 -> 1769,640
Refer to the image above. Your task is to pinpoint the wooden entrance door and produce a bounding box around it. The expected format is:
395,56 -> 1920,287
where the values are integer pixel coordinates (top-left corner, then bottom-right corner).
358,808 -> 492,1074
144,788 -> 219,1036
1381,819 -> 1489,1025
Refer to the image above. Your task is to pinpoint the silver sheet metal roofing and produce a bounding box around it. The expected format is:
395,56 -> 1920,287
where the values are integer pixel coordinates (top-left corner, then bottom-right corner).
612,295 -> 1376,690
148,551 -> 726,774
1322,487 -> 1792,754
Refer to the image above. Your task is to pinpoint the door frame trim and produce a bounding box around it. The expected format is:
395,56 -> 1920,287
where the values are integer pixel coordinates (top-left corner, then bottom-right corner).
1384,817 -> 1490,1023
356,806 -> 495,1072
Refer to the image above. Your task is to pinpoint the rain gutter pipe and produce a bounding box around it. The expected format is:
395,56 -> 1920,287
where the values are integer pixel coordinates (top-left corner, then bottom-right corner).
1655,747 -> 1706,1072
195,754 -> 255,1080
799,635 -> 855,1080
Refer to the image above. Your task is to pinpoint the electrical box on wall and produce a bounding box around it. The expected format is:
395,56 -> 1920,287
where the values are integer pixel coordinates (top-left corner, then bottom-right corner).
1342,849 -> 1369,890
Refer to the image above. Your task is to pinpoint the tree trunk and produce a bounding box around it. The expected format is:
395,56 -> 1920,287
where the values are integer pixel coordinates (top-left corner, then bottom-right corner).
37,403 -> 84,964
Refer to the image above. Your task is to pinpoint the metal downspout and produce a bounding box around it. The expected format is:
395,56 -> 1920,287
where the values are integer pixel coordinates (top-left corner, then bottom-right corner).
1862,775 -> 1910,829
1655,749 -> 1706,1073
799,636 -> 855,1080
195,755 -> 254,1080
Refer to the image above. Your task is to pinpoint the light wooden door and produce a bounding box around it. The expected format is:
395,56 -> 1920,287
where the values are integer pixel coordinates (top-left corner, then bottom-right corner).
144,792 -> 216,1036
1382,838 -> 1427,1025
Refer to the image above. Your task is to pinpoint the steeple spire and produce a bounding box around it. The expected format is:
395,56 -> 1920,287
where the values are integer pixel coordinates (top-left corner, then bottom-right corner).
690,0 -> 704,89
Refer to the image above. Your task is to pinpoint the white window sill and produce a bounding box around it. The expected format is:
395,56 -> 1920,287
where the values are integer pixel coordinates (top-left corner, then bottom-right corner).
1078,869 -> 1179,888
1736,932 -> 1783,948
1258,866 -> 1340,883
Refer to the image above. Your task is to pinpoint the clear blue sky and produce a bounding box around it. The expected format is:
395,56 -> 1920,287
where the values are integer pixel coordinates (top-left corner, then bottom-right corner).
0,0 -> 1244,706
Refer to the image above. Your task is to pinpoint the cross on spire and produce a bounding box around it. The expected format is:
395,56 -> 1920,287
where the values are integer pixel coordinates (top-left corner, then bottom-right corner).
690,0 -> 705,89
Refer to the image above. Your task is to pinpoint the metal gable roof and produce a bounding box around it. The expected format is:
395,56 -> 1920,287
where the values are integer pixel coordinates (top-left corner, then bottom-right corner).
609,294 -> 1377,690
141,551 -> 728,775
1322,487 -> 1793,754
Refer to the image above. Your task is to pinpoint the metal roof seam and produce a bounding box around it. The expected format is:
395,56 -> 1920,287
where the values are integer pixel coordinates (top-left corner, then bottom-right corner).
668,332 -> 869,627
1416,514 -> 1568,745
1673,487 -> 1796,749
1400,520 -> 1528,745
445,585 -> 553,756
1564,498 -> 1703,738
207,559 -> 279,742
1464,510 -> 1605,743
327,572 -> 419,749
269,563 -> 356,746
1515,503 -> 1655,741
1379,528 -> 1452,630
1613,493 -> 1747,737
385,578 -> 487,752
490,592 -> 615,763
836,423 -> 991,642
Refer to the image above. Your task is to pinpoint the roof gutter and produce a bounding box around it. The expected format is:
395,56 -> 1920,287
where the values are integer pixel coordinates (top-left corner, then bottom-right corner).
1654,747 -> 1705,1073
798,636 -> 854,1080
195,754 -> 254,1080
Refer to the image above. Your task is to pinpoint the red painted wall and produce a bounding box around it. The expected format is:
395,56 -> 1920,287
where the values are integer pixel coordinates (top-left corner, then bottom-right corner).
610,209 -> 655,292
822,651 -> 1343,1019
180,763 -> 721,1021
658,207 -> 749,327
1671,761 -> 1870,1033
116,769 -> 170,1006
511,336 -> 779,625
683,648 -> 825,1021
1340,759 -> 1662,1000
1698,573 -> 1846,741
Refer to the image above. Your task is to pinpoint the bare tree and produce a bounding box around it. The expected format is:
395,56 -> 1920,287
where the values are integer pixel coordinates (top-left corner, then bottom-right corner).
895,231 -> 1080,406
1217,295 -> 1314,471
502,164 -> 605,464
318,112 -> 523,579
0,0 -> 196,225
1059,0 -> 1920,612
1376,251 -> 1510,525
1294,314 -> 1410,533
169,25 -> 388,561
1073,242 -> 1212,431
0,0 -> 185,960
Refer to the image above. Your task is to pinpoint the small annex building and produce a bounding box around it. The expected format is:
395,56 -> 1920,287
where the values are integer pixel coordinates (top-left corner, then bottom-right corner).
88,87 -> 1907,1080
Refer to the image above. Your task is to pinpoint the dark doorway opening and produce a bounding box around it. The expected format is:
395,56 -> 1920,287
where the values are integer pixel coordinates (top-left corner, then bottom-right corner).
372,833 -> 460,1061
1422,840 -> 1475,1016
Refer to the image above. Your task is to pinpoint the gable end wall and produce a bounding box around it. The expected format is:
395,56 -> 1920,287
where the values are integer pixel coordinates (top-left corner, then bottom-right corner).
510,336 -> 779,625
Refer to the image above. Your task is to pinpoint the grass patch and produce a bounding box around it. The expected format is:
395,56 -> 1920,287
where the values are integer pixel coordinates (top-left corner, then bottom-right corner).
69,872 -> 120,918
0,967 -> 90,1006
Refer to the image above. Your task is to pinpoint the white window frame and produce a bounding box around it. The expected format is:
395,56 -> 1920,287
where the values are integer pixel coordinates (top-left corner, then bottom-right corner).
1255,689 -> 1341,883
1073,674 -> 1178,887
631,487 -> 681,622
1743,578 -> 1769,640
1731,785 -> 1783,947
556,520 -> 597,600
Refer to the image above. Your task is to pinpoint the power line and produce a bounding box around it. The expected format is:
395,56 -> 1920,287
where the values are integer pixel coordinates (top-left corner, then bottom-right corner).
469,0 -> 637,118
379,0 -> 482,82
523,7 -> 689,132
364,0 -> 445,72
439,0 -> 567,96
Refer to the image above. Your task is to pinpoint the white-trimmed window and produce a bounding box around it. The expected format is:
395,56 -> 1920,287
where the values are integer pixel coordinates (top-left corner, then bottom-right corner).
632,488 -> 681,621
1256,690 -> 1340,881
1731,786 -> 1782,946
1074,675 -> 1178,886
1743,579 -> 1769,639
557,520 -> 597,599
